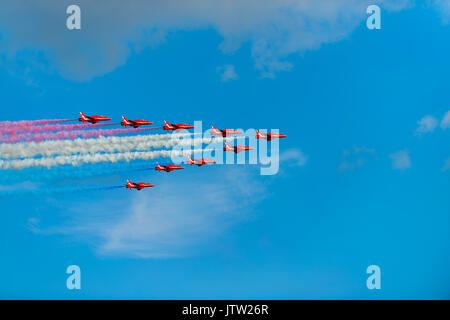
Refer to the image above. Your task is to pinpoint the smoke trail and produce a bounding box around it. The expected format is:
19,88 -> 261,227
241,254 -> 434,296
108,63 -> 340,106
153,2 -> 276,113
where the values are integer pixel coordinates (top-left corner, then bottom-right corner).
0,126 -> 162,143
0,185 -> 124,199
0,132 -> 202,159
0,119 -> 76,128
0,161 -> 163,185
0,148 -> 213,170
0,122 -> 119,135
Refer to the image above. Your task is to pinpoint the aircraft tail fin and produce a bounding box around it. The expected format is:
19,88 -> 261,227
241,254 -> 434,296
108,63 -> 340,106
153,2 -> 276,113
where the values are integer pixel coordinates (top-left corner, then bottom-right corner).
256,130 -> 265,138
79,112 -> 87,122
211,126 -> 221,134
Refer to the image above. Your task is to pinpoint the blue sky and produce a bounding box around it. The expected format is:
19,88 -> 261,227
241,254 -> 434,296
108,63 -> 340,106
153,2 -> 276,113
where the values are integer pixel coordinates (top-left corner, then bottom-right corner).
0,1 -> 449,299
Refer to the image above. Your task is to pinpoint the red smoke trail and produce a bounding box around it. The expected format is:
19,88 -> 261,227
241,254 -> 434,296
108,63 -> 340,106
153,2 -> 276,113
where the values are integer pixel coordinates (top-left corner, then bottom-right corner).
0,119 -> 77,128
0,122 -> 120,135
0,127 -> 162,144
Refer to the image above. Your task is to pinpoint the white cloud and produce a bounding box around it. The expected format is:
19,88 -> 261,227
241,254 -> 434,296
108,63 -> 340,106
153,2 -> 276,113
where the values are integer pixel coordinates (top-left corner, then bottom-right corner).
280,148 -> 308,167
440,110 -> 450,129
0,0 -> 420,81
217,64 -> 238,82
0,181 -> 40,191
389,150 -> 411,170
338,146 -> 376,172
443,157 -> 450,172
431,0 -> 450,23
30,167 -> 266,258
415,115 -> 438,135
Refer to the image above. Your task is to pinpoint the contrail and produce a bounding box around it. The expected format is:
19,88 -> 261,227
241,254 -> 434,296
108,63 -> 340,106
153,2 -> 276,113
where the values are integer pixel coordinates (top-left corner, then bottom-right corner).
0,132 -> 204,159
0,148 -> 213,170
0,161 -> 163,185
0,122 -> 119,135
0,185 -> 124,199
0,126 -> 162,144
0,133 -> 177,159
0,119 -> 76,128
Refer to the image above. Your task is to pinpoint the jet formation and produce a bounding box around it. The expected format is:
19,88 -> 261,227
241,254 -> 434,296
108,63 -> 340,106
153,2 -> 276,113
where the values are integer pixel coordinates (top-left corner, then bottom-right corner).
163,120 -> 195,131
187,156 -> 217,166
78,112 -> 112,124
211,126 -> 243,137
78,112 -> 286,191
121,116 -> 153,128
224,142 -> 254,154
256,129 -> 287,141
126,180 -> 155,190
155,163 -> 185,172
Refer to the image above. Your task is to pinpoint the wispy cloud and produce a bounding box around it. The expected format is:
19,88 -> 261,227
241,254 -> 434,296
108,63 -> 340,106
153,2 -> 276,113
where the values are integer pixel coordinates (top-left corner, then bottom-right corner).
414,111 -> 450,135
431,0 -> 450,23
443,157 -> 450,172
0,181 -> 40,191
280,148 -> 308,167
29,167 -> 267,258
338,146 -> 376,172
217,64 -> 238,82
415,115 -> 438,135
389,149 -> 411,170
440,110 -> 450,129
0,0 -> 423,81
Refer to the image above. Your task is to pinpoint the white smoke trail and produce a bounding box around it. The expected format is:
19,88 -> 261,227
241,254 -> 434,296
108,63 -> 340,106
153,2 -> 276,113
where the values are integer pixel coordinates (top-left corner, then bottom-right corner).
0,133 -> 182,159
0,133 -> 233,159
0,148 -> 213,170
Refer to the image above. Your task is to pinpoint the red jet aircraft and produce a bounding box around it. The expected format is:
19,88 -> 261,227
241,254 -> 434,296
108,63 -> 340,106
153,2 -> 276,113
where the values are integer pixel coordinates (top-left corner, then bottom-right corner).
256,130 -> 287,141
224,142 -> 255,153
211,126 -> 242,137
155,163 -> 185,172
126,179 -> 155,191
121,116 -> 153,128
187,156 -> 216,166
163,120 -> 195,131
78,112 -> 112,124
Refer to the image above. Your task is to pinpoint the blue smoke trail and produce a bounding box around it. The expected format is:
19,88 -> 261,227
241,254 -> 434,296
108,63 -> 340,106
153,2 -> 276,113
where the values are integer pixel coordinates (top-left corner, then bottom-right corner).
0,159 -> 191,185
0,161 -> 162,184
0,185 -> 124,199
